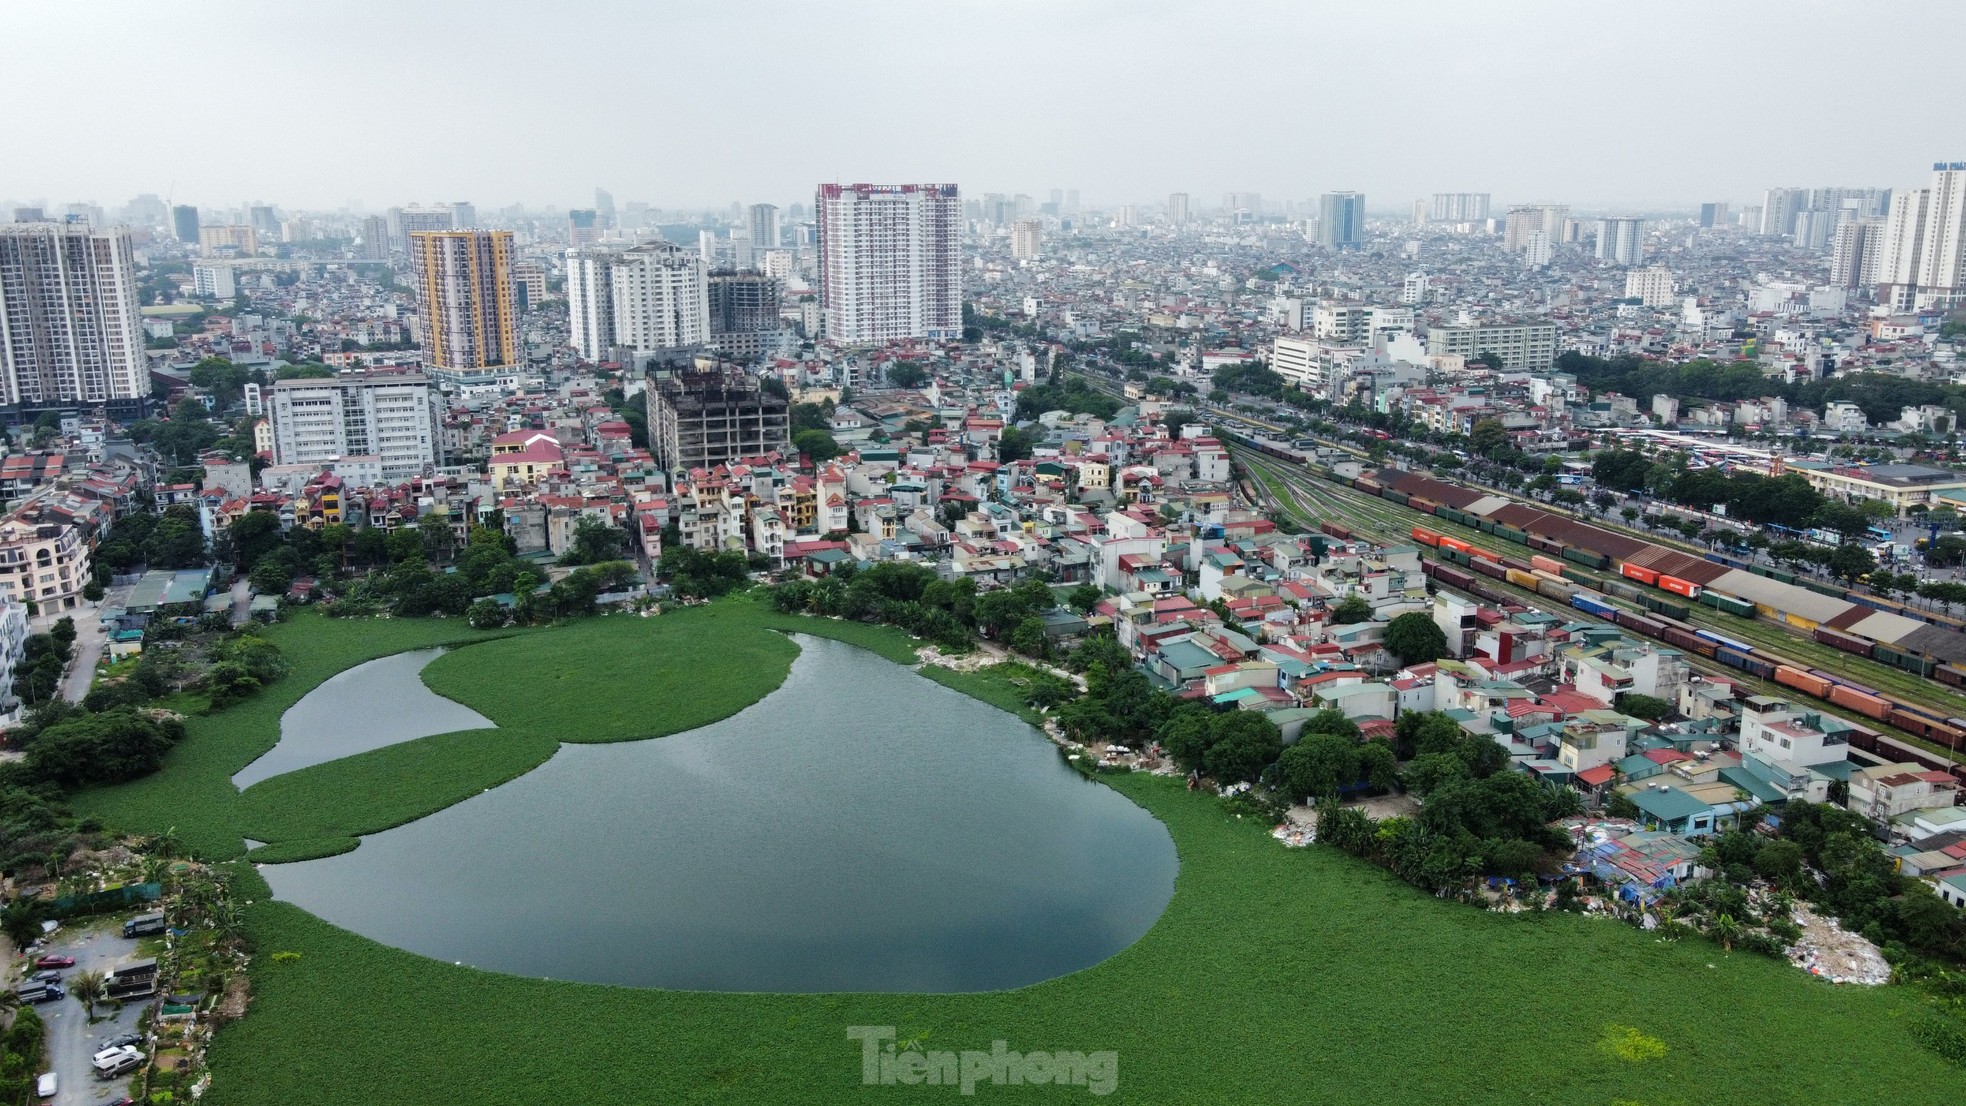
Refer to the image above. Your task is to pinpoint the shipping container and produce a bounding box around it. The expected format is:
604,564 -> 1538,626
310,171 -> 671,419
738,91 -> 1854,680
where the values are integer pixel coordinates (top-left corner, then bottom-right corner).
1813,626 -> 1874,658
1714,594 -> 1757,619
1573,593 -> 1618,619
1560,566 -> 1598,585
1438,536 -> 1472,555
1774,665 -> 1834,698
1564,547 -> 1610,569
1472,558 -> 1507,580
1695,629 -> 1753,654
1827,684 -> 1894,721
1936,663 -> 1966,689
1320,522 -> 1353,540
1433,565 -> 1476,590
1411,527 -> 1440,546
1470,546 -> 1503,563
1715,646 -> 1750,670
1809,669 -> 1878,697
1537,579 -> 1579,602
1658,575 -> 1702,599
1620,562 -> 1660,585
1661,627 -> 1718,657
1505,568 -> 1540,590
1530,555 -> 1566,576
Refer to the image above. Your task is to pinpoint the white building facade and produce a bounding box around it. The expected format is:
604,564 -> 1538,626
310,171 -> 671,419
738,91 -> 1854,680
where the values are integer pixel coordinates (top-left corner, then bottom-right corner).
268,369 -> 443,482
815,183 -> 962,344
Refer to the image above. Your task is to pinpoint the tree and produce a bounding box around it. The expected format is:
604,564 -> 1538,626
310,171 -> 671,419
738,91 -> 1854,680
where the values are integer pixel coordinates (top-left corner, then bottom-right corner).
997,426 -> 1036,462
1010,616 -> 1049,659
227,510 -> 284,571
1469,417 -> 1509,459
68,969 -> 107,1020
1823,543 -> 1875,583
1202,712 -> 1283,783
1067,583 -> 1102,614
1277,732 -> 1359,801
1383,611 -> 1448,666
560,516 -> 628,567
887,361 -> 929,389
1303,708 -> 1359,741
1358,741 -> 1400,792
1329,595 -> 1373,624
467,598 -> 509,629
1617,693 -> 1672,721
792,428 -> 841,461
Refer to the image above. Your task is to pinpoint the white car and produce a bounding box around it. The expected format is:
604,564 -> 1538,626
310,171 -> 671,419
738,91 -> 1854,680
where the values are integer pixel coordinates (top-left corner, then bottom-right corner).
92,1045 -> 144,1078
35,1072 -> 55,1099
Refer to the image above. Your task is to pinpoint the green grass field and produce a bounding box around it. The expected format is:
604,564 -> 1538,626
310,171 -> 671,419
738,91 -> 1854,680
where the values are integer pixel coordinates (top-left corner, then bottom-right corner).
70,598 -> 1963,1105
203,770 -> 1957,1105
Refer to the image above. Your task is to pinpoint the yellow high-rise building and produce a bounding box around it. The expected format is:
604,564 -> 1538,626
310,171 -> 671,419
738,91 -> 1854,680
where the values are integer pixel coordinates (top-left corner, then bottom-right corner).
410,230 -> 518,388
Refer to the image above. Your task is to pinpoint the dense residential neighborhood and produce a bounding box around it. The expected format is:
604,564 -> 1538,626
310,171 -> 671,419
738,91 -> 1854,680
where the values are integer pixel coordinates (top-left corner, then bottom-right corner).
5,84 -> 1966,1105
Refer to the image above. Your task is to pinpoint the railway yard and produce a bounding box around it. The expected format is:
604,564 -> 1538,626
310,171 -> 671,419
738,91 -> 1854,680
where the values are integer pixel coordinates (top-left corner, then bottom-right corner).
1229,442 -> 1966,781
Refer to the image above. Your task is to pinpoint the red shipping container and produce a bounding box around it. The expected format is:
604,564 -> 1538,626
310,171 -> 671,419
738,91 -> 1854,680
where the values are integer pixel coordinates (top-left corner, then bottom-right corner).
1621,562 -> 1660,585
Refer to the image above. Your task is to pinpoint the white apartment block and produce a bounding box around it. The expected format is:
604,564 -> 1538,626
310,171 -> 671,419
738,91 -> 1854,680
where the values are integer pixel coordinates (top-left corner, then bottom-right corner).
566,247 -> 619,361
193,263 -> 237,299
0,222 -> 148,414
1624,265 -> 1676,308
1011,218 -> 1042,260
1596,217 -> 1644,264
1424,322 -> 1558,370
0,595 -> 27,723
566,241 -> 709,359
0,516 -> 90,613
269,369 -> 443,482
816,183 -> 962,343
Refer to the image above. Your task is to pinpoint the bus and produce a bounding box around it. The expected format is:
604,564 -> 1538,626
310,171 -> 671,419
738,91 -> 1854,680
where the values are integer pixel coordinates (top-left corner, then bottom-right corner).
1866,525 -> 1894,543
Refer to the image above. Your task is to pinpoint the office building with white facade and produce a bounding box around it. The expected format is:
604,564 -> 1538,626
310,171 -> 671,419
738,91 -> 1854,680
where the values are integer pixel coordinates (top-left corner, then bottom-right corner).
268,368 -> 442,482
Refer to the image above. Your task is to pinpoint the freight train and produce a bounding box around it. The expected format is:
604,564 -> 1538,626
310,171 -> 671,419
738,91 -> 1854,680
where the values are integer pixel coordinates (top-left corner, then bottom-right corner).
1234,437 -> 1966,781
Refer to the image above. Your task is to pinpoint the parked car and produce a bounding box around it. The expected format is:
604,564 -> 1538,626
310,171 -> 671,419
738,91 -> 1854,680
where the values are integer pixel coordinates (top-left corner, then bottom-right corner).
92,1046 -> 144,1079
35,1071 -> 55,1099
100,1033 -> 143,1050
30,970 -> 62,985
32,955 -> 75,969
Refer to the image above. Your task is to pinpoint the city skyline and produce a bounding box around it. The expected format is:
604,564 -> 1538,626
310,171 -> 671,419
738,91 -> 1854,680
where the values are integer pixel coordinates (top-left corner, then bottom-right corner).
3,0 -> 1960,211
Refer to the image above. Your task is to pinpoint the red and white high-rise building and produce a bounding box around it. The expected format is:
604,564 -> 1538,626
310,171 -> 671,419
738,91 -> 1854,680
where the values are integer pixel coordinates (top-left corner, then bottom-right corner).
815,183 -> 961,344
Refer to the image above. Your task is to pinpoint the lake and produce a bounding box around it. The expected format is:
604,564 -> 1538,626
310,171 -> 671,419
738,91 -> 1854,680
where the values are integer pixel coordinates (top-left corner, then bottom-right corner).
261,634 -> 1179,993
233,649 -> 495,790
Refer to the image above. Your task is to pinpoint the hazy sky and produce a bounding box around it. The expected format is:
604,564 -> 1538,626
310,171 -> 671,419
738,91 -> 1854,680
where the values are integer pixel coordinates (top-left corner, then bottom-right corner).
4,0 -> 1960,214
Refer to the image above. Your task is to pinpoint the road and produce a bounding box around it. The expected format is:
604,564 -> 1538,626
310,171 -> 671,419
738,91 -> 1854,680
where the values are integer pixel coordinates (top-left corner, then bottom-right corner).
56,581 -> 132,704
20,921 -> 149,1105
228,576 -> 251,627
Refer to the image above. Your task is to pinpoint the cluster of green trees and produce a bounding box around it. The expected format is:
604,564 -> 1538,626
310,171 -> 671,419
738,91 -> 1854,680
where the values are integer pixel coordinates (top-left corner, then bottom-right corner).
1211,362 -> 1287,400
0,1008 -> 46,1104
658,545 -> 753,600
791,399 -> 844,461
1014,379 -> 1120,422
1593,448 -> 1850,528
465,561 -> 637,629
1275,710 -> 1396,799
95,503 -> 210,578
1294,711 -> 1581,890
13,707 -> 188,789
1559,352 -> 1966,430
12,618 -> 75,707
772,563 -> 982,654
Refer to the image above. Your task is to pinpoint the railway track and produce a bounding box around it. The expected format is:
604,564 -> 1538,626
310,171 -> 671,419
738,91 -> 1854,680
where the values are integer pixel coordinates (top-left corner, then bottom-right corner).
1234,446 -> 1966,770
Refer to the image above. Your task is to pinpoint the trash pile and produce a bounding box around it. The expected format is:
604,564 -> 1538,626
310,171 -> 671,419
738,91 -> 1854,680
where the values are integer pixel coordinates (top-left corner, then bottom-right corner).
1271,823 -> 1314,847
1785,903 -> 1890,985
